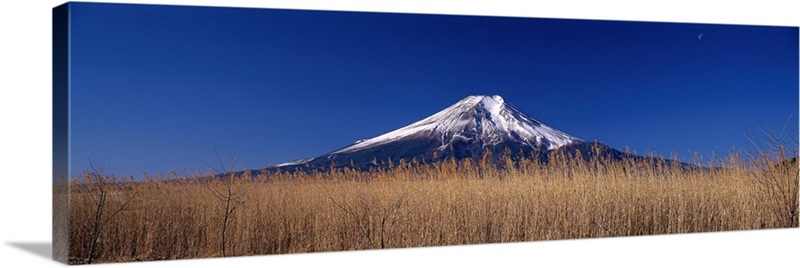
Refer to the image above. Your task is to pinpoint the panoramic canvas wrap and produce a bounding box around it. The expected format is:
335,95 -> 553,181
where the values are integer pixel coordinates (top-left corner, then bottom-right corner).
53,2 -> 799,264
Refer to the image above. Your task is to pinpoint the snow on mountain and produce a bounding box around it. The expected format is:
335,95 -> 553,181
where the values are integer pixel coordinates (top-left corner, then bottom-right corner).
334,95 -> 581,154
274,95 -> 583,170
274,158 -> 313,167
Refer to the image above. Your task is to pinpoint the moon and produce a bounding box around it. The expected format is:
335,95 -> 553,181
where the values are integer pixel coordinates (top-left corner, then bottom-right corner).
698,33 -> 704,40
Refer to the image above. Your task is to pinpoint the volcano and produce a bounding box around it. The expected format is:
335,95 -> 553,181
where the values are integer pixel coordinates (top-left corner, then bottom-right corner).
266,95 -> 646,172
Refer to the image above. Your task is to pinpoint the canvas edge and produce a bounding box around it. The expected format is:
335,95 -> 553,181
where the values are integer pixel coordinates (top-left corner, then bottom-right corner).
53,2 -> 70,264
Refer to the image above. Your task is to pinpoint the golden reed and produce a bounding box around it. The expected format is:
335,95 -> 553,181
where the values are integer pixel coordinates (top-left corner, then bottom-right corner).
67,147 -> 798,264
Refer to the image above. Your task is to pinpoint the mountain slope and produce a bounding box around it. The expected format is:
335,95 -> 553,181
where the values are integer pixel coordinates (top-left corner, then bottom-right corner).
267,95 -> 597,172
334,95 -> 580,154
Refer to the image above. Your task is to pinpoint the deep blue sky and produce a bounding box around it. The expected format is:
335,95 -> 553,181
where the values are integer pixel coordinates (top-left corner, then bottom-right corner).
68,3 -> 798,177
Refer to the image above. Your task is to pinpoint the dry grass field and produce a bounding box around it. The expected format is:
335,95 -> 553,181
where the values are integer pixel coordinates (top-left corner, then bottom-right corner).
67,147 -> 798,264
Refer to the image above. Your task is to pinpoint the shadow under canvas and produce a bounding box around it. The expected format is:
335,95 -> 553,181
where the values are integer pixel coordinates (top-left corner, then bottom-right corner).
8,242 -> 52,261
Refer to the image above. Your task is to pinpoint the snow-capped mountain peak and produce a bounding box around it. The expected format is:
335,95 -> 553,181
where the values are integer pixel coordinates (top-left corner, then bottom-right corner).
334,95 -> 581,154
259,95 -> 686,173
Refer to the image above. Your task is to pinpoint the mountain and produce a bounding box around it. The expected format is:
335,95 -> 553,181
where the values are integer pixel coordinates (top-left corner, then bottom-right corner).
260,95 -> 678,173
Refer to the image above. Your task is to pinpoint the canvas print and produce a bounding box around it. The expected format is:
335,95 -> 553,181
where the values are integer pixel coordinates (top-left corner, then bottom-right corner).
52,2 -> 799,264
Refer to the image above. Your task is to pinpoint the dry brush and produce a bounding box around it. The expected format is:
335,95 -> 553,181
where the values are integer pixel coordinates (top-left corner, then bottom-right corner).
67,148 -> 798,264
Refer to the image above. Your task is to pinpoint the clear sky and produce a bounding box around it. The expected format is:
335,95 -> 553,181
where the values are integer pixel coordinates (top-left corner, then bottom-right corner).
68,3 -> 798,177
